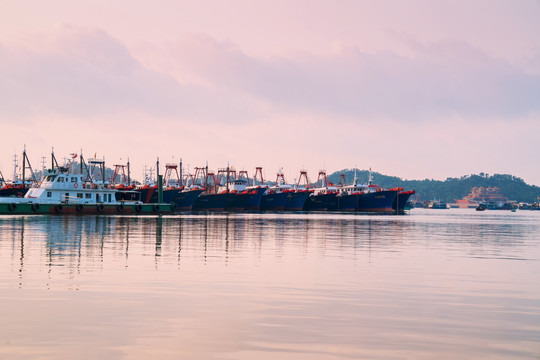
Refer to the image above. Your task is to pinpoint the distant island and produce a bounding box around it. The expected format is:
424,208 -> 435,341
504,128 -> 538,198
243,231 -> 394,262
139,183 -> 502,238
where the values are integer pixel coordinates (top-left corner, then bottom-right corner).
327,169 -> 540,204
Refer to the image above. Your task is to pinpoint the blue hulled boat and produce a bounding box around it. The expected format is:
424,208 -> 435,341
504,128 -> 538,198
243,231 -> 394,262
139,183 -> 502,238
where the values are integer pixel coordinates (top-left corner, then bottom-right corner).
302,170 -> 338,211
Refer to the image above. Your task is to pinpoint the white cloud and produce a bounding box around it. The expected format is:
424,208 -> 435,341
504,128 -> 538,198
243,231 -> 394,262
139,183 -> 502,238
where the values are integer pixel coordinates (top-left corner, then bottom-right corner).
165,33 -> 540,121
0,27 -> 262,123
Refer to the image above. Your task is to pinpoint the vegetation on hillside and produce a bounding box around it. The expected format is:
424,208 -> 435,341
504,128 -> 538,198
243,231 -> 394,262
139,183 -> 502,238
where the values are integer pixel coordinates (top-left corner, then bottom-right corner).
327,169 -> 540,203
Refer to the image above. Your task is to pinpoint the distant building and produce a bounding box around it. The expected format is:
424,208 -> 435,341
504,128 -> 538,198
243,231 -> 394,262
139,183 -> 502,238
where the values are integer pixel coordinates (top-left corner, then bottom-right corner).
454,199 -> 476,208
463,186 -> 508,203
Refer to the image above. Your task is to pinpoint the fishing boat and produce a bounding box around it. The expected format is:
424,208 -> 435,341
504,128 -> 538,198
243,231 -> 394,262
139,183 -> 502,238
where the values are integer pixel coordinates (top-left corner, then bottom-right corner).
259,168 -> 307,211
130,161 -> 182,204
0,167 -> 174,215
302,170 -> 338,211
163,162 -> 203,210
173,186 -> 204,211
192,166 -> 233,211
332,170 -> 398,213
260,168 -> 292,211
392,190 -> 415,213
0,149 -> 37,198
224,168 -> 267,211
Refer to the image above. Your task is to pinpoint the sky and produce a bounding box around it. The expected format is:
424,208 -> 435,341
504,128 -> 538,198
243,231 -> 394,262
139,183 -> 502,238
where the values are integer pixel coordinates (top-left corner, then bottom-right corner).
1,0 -> 540,185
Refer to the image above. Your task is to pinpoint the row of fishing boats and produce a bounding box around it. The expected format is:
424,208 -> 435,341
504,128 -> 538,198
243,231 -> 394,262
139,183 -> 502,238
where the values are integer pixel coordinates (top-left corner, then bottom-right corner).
0,150 -> 415,215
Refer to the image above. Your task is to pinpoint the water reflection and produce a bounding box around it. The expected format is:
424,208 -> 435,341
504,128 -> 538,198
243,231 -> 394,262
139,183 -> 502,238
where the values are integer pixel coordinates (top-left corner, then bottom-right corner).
1,211 -> 538,287
0,210 -> 539,359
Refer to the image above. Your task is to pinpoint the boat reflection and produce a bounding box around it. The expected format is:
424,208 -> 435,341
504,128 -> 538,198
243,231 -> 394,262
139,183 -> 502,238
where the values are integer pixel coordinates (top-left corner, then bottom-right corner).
0,211 -> 531,289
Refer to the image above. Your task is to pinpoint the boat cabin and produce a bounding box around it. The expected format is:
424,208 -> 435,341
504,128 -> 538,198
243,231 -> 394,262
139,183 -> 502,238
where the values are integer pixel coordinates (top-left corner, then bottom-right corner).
24,169 -> 121,205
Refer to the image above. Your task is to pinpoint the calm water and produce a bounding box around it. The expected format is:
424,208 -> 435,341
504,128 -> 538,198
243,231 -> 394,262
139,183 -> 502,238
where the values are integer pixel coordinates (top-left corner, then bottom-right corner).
0,209 -> 539,359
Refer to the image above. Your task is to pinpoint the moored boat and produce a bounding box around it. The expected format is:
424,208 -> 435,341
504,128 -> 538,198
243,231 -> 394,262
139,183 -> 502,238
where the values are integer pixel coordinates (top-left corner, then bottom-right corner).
392,190 -> 415,213
332,170 -> 397,213
192,166 -> 232,211
260,168 -> 308,211
0,149 -> 37,198
0,167 -> 174,215
225,168 -> 267,211
173,187 -> 204,210
302,170 -> 338,211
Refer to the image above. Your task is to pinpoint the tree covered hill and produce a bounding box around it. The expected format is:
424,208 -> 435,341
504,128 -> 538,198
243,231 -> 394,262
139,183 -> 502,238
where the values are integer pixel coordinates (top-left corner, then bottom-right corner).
326,169 -> 540,203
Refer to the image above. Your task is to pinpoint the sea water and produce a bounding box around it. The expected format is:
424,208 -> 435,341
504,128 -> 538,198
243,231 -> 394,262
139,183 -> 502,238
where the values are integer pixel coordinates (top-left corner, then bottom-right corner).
0,209 -> 539,359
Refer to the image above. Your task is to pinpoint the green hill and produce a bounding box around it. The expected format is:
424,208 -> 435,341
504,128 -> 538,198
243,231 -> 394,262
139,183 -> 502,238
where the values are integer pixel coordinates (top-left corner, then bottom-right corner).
326,169 -> 540,203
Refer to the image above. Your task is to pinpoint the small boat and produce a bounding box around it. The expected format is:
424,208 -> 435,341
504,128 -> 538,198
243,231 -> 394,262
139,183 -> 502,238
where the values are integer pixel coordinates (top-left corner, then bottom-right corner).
476,202 -> 487,211
427,199 -> 449,209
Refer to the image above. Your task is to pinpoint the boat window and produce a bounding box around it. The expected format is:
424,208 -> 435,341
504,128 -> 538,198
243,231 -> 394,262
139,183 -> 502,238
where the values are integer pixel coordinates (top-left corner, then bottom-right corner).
96,194 -> 100,202
71,177 -> 77,183
57,177 -> 64,183
46,175 -> 57,182
47,191 -> 52,198
77,193 -> 83,198
108,194 -> 112,202
85,193 -> 91,199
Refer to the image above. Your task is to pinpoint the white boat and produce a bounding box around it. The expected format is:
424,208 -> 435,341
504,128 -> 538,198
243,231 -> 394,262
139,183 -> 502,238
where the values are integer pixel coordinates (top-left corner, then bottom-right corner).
0,167 -> 174,215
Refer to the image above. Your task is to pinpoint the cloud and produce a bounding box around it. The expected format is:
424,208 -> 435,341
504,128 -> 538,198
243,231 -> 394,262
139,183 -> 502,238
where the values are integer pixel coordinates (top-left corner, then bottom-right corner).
168,33 -> 540,121
2,27 -> 539,125
0,26 -> 261,123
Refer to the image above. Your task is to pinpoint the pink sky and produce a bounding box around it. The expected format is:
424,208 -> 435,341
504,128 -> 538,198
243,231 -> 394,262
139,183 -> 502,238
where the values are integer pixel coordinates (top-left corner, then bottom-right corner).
1,0 -> 540,184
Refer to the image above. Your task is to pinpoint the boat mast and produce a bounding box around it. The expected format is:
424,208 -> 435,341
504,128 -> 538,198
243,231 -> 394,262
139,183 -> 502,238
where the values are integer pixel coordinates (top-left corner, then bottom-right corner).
179,158 -> 183,187
205,161 -> 209,189
22,147 -> 25,186
127,158 -> 131,185
80,149 -> 83,175
12,153 -> 18,183
156,158 -> 160,185
254,167 -> 264,186
51,147 -> 59,170
102,157 -> 106,185
21,146 -> 37,185
226,163 -> 230,191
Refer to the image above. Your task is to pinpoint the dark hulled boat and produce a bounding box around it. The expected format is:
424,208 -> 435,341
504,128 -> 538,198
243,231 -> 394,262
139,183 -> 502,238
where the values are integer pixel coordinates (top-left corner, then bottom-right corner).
332,170 -> 413,213
190,166 -> 233,211
173,187 -> 204,211
332,192 -> 358,211
302,171 -> 338,211
135,185 -> 181,204
331,172 -> 361,211
285,190 -> 310,210
243,186 -> 267,210
224,179 -> 263,211
357,190 -> 397,212
0,184 -> 29,198
304,191 -> 337,211
392,190 -> 415,213
193,191 -> 232,211
260,190 -> 289,210
260,169 -> 309,211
